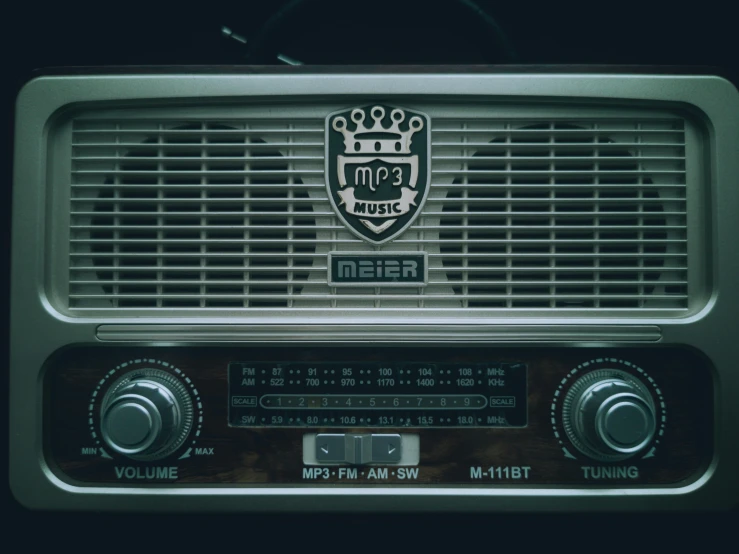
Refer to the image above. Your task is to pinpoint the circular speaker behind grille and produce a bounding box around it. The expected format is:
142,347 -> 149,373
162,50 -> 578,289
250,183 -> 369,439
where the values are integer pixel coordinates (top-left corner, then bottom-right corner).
440,122 -> 680,309
85,123 -> 317,309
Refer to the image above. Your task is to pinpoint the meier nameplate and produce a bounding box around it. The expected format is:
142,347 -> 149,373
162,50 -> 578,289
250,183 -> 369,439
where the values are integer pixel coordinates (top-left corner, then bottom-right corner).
327,252 -> 428,286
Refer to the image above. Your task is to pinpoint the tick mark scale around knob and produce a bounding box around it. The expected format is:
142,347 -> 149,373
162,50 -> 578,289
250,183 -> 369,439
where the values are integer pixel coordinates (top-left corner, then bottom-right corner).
100,368 -> 194,461
561,368 -> 657,462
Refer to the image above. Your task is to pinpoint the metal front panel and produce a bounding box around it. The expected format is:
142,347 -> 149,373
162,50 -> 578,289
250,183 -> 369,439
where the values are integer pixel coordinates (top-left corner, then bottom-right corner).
64,104 -> 695,316
10,73 -> 739,512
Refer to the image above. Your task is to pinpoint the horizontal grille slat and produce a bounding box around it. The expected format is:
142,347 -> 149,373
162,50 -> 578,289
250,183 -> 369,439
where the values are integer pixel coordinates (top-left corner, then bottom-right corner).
72,197 -> 680,204
72,184 -> 328,190
427,197 -> 681,203
71,252 -> 688,258
73,128 -> 324,134
433,156 -> 684,162
70,211 -> 339,217
432,128 -> 684,134
70,265 -> 682,272
73,169 -> 323,176
431,170 -> 684,176
72,197 -> 329,203
70,225 -> 684,231
73,142 -> 325,148
71,265 -> 330,272
72,183 -> 684,190
72,156 -> 325,162
71,238 -> 686,245
68,113 -> 691,312
432,142 -> 684,148
71,280 -> 688,287
70,295 -> 688,301
70,210 -> 688,217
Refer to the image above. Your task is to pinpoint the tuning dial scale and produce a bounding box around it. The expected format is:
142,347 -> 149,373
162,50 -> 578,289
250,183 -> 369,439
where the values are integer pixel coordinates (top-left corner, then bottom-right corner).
89,360 -> 203,461
551,358 -> 665,462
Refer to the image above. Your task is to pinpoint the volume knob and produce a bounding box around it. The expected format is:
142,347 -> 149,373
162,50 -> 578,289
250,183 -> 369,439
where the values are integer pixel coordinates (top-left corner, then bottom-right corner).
562,369 -> 656,462
100,369 -> 193,460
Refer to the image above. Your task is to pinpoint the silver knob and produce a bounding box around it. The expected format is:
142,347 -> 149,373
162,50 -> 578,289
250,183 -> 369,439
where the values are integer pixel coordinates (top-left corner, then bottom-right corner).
562,369 -> 656,462
100,369 -> 193,460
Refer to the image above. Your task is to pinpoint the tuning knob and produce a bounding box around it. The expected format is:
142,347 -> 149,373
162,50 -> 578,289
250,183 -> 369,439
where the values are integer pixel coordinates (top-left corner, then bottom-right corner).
562,369 -> 656,462
100,369 -> 193,460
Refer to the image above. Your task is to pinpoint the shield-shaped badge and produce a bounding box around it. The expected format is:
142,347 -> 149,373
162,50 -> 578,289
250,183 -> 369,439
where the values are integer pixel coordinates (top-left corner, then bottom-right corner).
326,105 -> 431,245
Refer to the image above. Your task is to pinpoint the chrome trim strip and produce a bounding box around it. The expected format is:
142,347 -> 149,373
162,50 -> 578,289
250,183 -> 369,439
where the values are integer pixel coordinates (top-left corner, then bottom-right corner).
96,324 -> 661,342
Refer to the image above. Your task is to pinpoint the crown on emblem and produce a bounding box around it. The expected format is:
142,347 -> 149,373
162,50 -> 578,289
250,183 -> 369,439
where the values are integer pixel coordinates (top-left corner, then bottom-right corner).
332,106 -> 423,155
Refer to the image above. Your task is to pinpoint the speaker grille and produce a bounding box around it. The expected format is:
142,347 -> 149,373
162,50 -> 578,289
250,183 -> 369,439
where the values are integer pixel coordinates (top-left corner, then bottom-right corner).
434,119 -> 687,309
68,113 -> 688,313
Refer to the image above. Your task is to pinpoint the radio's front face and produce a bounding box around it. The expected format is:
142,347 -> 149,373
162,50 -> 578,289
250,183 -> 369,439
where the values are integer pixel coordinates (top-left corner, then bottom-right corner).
10,73 -> 739,511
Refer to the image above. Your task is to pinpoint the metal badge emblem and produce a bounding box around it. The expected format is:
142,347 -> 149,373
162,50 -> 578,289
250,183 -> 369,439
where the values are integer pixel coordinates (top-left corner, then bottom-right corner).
326,105 -> 431,245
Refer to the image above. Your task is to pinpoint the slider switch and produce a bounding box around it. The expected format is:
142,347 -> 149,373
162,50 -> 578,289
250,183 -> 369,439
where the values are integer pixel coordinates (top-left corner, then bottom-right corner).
314,433 -> 402,464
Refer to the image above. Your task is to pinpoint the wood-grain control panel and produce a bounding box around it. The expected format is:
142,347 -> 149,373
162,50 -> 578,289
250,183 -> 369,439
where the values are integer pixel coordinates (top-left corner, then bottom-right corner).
44,345 -> 713,487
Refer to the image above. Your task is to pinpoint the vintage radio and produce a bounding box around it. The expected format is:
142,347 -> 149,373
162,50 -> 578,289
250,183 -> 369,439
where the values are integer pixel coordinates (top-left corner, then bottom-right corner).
9,68 -> 739,511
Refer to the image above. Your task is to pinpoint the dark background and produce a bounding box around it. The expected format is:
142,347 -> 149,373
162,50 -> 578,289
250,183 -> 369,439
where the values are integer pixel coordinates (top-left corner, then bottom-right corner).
3,0 -> 737,544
